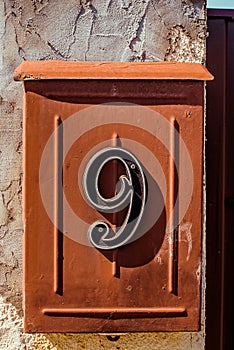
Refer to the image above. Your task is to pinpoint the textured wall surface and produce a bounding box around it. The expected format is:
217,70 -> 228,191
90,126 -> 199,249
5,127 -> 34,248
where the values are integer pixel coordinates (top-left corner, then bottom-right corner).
0,1 -> 206,349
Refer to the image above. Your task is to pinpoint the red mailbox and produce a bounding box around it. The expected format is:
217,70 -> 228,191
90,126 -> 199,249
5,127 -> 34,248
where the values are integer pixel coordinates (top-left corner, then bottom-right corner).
14,61 -> 213,332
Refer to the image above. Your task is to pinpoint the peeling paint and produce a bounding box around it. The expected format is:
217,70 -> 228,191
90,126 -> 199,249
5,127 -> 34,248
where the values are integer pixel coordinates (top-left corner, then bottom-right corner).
165,24 -> 205,63
179,222 -> 193,261
154,254 -> 163,265
196,262 -> 201,282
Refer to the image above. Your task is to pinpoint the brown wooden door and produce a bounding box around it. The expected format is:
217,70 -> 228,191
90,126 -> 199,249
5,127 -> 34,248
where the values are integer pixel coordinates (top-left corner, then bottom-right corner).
206,10 -> 234,350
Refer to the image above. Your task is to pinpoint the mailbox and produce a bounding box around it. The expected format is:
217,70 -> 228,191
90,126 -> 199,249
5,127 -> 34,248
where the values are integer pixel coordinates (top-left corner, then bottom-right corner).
14,61 -> 213,332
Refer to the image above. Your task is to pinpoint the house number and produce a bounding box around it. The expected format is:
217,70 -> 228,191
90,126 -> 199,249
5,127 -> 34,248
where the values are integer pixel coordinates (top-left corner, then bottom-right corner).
83,147 -> 146,250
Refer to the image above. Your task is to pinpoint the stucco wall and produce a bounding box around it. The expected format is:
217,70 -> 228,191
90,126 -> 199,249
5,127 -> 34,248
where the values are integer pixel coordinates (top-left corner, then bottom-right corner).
0,1 -> 206,349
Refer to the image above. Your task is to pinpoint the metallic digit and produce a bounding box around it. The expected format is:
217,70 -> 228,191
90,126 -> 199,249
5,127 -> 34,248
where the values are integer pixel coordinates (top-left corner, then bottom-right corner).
83,147 -> 146,250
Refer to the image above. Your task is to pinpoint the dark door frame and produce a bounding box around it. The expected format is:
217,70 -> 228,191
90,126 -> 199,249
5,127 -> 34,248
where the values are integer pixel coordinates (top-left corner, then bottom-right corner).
206,9 -> 234,350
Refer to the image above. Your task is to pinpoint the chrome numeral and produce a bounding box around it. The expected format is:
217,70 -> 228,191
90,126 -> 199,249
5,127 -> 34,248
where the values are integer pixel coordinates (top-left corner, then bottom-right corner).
83,147 -> 146,250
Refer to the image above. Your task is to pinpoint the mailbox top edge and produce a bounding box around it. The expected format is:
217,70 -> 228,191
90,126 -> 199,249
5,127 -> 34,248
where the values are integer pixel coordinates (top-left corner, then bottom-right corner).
14,60 -> 214,82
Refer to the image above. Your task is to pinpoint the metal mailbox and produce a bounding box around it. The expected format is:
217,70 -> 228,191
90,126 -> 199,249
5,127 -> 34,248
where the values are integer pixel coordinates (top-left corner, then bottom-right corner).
14,61 -> 213,332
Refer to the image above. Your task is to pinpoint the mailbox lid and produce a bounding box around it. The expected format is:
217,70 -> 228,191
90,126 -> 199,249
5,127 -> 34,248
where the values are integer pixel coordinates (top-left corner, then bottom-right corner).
14,60 -> 214,81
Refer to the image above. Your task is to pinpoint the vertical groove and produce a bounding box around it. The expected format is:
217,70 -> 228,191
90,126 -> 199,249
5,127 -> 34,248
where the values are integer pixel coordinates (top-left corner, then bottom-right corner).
54,115 -> 63,294
168,117 -> 179,295
112,132 -> 120,278
168,118 -> 175,293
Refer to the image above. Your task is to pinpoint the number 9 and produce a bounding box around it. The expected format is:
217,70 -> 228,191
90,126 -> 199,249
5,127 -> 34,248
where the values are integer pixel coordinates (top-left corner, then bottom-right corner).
83,147 -> 147,250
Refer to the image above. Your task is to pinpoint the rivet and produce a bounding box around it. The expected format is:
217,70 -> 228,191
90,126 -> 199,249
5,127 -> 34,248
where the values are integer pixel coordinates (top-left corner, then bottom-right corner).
186,111 -> 192,118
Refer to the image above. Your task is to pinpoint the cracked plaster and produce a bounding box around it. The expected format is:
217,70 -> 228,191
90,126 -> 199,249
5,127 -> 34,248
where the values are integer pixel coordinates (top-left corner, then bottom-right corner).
0,0 -> 206,349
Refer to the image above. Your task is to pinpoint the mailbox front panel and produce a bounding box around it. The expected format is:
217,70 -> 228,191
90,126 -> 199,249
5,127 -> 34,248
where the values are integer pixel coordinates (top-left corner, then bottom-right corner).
21,70 -> 206,332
